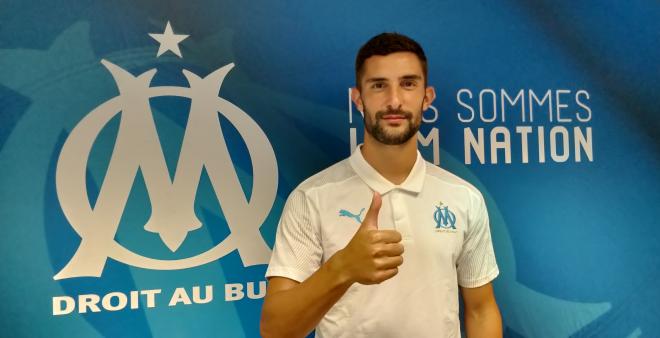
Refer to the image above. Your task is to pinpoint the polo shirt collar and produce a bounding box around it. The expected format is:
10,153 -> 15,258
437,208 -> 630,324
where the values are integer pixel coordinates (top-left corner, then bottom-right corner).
349,145 -> 426,195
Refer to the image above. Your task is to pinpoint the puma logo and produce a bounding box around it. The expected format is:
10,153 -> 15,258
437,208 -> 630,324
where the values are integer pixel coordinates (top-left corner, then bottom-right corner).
339,208 -> 365,224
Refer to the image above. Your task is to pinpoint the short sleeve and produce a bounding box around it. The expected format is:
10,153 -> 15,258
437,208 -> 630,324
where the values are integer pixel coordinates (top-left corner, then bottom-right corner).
456,193 -> 499,288
265,189 -> 323,282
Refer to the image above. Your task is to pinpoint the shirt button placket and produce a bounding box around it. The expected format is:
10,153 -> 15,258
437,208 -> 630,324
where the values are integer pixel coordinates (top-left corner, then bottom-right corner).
391,190 -> 413,242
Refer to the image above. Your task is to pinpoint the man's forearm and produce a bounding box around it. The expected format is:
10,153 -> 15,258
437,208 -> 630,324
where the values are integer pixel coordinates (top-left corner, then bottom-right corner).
260,254 -> 353,338
464,302 -> 502,338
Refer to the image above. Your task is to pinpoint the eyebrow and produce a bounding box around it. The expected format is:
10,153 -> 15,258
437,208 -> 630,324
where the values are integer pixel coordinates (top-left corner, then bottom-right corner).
401,75 -> 422,81
365,77 -> 388,83
364,74 -> 423,83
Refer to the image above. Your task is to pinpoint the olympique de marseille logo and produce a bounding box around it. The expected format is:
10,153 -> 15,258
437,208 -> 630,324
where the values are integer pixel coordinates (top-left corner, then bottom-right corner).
434,202 -> 456,230
54,22 -> 277,279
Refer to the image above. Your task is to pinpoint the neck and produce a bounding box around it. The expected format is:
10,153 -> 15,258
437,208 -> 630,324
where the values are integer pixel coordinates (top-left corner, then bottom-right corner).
360,132 -> 418,185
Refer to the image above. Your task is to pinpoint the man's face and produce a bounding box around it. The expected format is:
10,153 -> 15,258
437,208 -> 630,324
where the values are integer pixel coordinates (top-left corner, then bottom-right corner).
352,52 -> 435,145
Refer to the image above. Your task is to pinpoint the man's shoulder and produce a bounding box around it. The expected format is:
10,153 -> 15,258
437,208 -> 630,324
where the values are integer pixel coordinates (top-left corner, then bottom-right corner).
423,161 -> 483,198
296,157 -> 357,193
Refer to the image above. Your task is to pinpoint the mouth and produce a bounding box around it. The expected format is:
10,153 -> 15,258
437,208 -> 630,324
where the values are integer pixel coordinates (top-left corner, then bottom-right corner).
381,114 -> 407,121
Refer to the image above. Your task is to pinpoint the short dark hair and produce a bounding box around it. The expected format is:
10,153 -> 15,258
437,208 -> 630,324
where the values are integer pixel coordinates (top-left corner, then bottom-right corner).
355,32 -> 428,88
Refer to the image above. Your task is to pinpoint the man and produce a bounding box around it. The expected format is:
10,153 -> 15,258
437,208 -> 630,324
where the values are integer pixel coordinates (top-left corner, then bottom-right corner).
261,32 -> 502,338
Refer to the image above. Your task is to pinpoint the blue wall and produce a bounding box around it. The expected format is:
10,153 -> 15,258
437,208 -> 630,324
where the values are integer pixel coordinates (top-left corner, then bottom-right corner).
0,1 -> 658,337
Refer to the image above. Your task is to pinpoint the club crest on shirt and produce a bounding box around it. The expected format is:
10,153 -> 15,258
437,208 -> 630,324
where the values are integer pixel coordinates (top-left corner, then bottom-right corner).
339,208 -> 364,224
434,202 -> 457,232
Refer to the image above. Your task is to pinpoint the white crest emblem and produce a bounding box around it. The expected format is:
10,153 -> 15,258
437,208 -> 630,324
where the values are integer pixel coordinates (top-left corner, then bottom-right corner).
54,59 -> 277,279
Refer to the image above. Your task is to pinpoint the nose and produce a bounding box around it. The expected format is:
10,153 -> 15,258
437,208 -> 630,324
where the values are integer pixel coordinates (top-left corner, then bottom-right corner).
385,86 -> 402,110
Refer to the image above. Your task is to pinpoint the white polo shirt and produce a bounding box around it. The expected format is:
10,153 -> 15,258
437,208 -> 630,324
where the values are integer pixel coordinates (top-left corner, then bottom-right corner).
266,147 -> 499,338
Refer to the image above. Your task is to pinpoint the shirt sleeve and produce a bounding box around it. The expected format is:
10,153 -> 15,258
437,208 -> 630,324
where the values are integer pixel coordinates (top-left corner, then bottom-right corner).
456,192 -> 499,288
265,189 -> 323,283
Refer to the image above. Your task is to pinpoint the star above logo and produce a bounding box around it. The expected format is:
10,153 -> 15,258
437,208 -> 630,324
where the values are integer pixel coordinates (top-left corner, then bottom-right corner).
149,21 -> 189,58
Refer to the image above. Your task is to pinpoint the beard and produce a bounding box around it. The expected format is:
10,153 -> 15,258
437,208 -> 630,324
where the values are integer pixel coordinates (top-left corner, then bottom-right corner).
363,106 -> 422,145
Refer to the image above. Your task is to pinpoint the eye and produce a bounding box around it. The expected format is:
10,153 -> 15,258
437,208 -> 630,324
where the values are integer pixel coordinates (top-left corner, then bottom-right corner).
371,82 -> 386,90
401,80 -> 417,89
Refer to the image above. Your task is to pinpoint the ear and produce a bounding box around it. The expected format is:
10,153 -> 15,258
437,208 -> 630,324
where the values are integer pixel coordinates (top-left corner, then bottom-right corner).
351,87 -> 364,113
423,86 -> 437,111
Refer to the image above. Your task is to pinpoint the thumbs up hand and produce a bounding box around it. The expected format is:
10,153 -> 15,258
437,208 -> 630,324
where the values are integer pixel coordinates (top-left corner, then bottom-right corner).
360,191 -> 383,230
332,192 -> 404,285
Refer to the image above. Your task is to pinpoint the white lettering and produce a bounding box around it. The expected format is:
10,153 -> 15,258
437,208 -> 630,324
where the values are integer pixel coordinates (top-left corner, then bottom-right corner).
141,289 -> 161,308
169,287 -> 192,306
247,281 -> 267,299
479,89 -> 498,123
225,283 -> 244,301
79,294 -> 101,314
130,291 -> 139,309
418,128 -> 440,165
102,292 -> 128,311
574,127 -> 593,162
463,126 -> 594,164
576,90 -> 592,122
538,126 -> 546,163
52,296 -> 76,316
550,126 -> 570,162
555,89 -> 572,122
422,105 -> 439,123
529,90 -> 552,123
350,127 -> 358,154
515,126 -> 533,164
457,89 -> 475,122
490,126 -> 511,164
500,89 -> 525,123
464,128 -> 485,165
192,285 -> 213,304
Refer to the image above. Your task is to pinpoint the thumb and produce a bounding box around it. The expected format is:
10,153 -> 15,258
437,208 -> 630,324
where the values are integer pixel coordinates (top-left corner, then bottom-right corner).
361,191 -> 381,229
